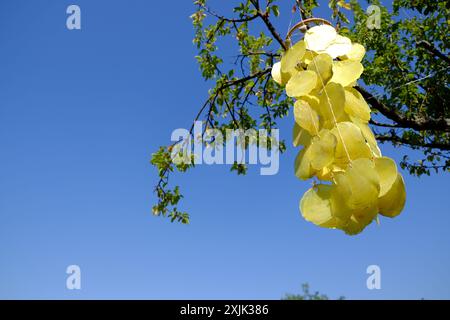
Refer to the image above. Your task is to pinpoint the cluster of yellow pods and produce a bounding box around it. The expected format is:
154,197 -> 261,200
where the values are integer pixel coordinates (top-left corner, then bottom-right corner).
271,25 -> 406,235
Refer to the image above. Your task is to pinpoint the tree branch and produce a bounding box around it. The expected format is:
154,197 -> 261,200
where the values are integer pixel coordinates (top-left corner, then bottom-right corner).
248,1 -> 287,51
356,86 -> 450,132
188,68 -> 271,133
369,119 -> 402,128
417,40 -> 450,64
295,0 -> 308,21
376,134 -> 450,150
201,4 -> 259,23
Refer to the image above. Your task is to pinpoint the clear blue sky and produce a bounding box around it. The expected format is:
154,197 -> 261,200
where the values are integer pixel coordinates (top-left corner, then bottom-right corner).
0,0 -> 449,299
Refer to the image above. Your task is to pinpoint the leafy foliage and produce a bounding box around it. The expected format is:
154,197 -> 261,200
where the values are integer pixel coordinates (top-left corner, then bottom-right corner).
283,283 -> 345,300
151,0 -> 449,223
346,0 -> 450,176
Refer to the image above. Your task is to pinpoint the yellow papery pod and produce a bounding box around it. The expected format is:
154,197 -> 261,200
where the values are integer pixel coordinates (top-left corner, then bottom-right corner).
271,61 -> 283,85
294,147 -> 315,180
317,163 -> 345,181
341,208 -> 377,236
292,122 -> 312,147
307,53 -> 333,89
294,100 -> 320,135
329,184 -> 354,224
300,184 -> 343,229
281,40 -> 306,74
374,157 -> 398,197
318,82 -> 346,123
301,50 -> 319,66
316,166 -> 333,181
331,122 -> 372,165
340,43 -> 366,62
304,24 -> 337,52
286,70 -> 318,98
351,118 -> 382,157
341,216 -> 366,235
321,114 -> 352,130
346,81 -> 358,88
334,158 -> 380,210
299,93 -> 321,111
378,173 -> 406,218
271,61 -> 294,86
285,29 -> 405,235
344,88 -> 371,122
351,203 -> 379,227
324,35 -> 352,59
309,129 -> 337,170
330,60 -> 363,87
